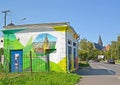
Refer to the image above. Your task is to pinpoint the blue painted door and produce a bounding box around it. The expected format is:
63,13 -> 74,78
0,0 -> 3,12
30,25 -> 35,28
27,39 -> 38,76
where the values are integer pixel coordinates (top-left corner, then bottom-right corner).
11,50 -> 23,72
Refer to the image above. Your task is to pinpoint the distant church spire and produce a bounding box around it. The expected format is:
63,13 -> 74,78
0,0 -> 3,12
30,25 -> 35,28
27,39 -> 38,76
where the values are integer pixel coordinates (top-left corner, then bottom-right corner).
98,35 -> 103,46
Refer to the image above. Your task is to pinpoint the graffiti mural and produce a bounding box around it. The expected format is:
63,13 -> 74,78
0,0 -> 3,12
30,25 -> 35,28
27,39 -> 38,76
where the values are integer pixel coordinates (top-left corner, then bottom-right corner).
33,33 -> 57,54
3,24 -> 78,73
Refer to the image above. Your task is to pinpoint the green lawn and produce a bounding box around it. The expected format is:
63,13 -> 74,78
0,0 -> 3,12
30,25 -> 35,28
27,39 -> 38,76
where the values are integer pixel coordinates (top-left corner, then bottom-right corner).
79,61 -> 89,67
0,72 -> 80,85
115,60 -> 120,64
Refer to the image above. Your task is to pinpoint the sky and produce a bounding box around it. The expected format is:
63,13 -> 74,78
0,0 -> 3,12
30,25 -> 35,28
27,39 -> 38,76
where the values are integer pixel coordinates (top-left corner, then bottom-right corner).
0,0 -> 120,46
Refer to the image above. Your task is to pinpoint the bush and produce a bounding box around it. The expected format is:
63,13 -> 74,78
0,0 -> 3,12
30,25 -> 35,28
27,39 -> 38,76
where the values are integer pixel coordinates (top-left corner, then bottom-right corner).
79,61 -> 89,67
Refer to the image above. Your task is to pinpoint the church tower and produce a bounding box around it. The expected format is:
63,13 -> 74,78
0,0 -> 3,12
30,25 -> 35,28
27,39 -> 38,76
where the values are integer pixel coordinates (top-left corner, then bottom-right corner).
98,35 -> 103,46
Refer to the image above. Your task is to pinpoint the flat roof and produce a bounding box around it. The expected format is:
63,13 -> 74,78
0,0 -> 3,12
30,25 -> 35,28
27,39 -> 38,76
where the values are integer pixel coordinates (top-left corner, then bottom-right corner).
3,22 -> 79,38
4,22 -> 70,29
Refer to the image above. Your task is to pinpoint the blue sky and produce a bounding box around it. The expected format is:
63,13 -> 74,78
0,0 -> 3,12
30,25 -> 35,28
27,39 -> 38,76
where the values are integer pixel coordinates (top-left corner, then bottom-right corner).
0,0 -> 120,46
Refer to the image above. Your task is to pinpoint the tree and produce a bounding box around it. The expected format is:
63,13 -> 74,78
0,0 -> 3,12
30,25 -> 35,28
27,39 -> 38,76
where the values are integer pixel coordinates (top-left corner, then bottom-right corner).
110,41 -> 117,59
78,38 -> 94,61
117,36 -> 120,59
103,49 -> 111,60
105,35 -> 120,60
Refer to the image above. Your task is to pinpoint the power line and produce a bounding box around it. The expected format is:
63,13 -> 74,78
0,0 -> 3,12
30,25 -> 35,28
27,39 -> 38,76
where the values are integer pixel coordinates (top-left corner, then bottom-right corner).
2,10 -> 10,26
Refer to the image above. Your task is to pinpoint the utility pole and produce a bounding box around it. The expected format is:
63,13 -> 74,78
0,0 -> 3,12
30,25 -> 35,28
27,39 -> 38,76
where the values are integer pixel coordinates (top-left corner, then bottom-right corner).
2,10 -> 10,26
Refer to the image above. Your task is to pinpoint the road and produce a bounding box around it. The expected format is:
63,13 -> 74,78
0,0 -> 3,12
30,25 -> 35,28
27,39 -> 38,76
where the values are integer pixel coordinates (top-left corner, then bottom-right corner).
91,62 -> 120,75
76,62 -> 120,85
89,62 -> 120,75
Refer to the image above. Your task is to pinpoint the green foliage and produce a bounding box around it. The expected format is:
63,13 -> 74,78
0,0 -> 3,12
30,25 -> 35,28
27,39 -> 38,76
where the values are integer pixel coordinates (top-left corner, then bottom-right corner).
0,72 -> 80,85
110,41 -> 117,59
102,35 -> 120,60
78,38 -> 109,62
115,60 -> 120,64
103,49 -> 111,60
79,61 -> 89,67
78,36 -> 120,61
78,50 -> 88,61
110,37 -> 120,60
78,38 -> 95,61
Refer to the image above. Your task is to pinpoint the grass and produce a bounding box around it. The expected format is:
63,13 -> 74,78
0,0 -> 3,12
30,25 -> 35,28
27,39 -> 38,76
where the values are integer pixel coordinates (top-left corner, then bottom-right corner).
0,72 -> 80,85
115,60 -> 120,64
79,61 -> 89,67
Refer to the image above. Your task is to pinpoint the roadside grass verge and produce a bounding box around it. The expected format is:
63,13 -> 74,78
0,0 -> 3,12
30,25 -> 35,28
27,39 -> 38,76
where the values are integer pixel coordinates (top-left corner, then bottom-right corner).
79,61 -> 89,67
0,72 -> 80,85
115,60 -> 120,64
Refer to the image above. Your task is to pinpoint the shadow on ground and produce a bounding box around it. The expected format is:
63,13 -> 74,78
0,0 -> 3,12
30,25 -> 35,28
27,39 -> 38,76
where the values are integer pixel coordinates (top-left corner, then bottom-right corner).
73,67 -> 116,76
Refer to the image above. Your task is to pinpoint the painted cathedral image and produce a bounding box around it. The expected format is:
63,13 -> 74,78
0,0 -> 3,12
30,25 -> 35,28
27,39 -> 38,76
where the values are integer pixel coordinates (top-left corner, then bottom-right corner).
32,34 -> 56,54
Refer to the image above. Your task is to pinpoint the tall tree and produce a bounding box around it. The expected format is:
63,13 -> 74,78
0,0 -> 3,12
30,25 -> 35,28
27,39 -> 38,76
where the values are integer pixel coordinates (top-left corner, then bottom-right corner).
78,38 -> 94,61
110,41 -> 117,59
117,36 -> 120,59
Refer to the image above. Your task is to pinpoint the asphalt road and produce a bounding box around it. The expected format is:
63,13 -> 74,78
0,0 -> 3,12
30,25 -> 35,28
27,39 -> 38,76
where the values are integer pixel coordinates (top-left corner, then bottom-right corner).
76,62 -> 120,85
96,62 -> 120,75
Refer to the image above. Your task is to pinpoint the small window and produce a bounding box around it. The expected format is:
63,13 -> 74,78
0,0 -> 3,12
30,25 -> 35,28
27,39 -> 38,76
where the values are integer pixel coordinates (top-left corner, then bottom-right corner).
73,42 -> 76,47
68,39 -> 72,45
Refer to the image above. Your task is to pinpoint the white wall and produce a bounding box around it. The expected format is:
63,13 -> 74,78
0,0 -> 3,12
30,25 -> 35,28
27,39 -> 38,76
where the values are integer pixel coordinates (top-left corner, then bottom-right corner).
15,31 -> 66,63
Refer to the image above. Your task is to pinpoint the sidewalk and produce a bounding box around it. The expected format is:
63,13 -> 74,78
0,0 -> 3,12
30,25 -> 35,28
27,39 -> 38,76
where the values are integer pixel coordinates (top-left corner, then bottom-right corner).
77,75 -> 120,85
75,66 -> 120,85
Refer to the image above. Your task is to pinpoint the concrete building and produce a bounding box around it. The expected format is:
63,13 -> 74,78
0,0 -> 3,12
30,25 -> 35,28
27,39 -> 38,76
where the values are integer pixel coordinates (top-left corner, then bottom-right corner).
2,22 -> 79,72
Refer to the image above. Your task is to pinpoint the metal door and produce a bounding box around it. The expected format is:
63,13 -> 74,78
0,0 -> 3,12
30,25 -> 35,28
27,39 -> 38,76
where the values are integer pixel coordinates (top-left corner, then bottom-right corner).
11,50 -> 23,72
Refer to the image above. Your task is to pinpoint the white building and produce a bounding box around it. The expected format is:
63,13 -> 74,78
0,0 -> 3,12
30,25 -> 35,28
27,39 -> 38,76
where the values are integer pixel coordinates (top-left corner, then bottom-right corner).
2,22 -> 79,72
